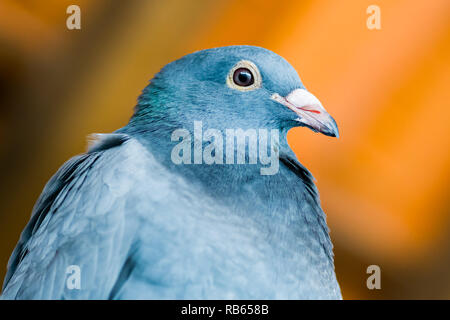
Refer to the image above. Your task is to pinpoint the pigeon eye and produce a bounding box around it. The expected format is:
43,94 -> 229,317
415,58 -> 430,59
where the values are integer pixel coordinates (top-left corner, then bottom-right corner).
226,60 -> 261,92
233,68 -> 254,87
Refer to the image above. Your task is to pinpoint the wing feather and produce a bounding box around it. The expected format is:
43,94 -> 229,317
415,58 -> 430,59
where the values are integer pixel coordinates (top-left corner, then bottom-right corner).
1,134 -> 149,299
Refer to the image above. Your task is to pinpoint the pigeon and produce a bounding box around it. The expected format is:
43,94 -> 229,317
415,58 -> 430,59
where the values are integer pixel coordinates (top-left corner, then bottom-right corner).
1,45 -> 341,299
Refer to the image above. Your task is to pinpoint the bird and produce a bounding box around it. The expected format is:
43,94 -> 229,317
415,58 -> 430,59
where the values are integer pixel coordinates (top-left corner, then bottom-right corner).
1,45 -> 341,299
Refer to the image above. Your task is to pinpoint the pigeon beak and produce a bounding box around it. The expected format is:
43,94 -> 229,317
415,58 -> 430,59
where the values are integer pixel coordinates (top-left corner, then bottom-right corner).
271,89 -> 339,138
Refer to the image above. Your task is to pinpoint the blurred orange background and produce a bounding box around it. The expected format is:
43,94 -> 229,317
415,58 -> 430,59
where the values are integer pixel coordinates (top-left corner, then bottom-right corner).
0,0 -> 449,299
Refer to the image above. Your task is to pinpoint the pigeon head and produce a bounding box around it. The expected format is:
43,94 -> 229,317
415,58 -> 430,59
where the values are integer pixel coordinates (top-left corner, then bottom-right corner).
130,45 -> 339,138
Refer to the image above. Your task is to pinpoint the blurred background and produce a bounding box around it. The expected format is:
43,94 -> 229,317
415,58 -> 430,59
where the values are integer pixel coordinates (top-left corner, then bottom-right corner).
0,0 -> 449,299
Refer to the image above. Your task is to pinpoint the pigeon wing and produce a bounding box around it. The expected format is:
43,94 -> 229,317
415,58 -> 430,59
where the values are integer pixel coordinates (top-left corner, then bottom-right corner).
1,134 -> 150,299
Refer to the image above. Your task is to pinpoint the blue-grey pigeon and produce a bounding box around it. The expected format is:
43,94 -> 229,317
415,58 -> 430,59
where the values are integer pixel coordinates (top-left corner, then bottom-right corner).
1,45 -> 341,299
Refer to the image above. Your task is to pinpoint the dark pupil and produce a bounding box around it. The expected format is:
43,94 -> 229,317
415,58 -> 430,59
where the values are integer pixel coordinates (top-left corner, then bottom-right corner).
233,68 -> 254,86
